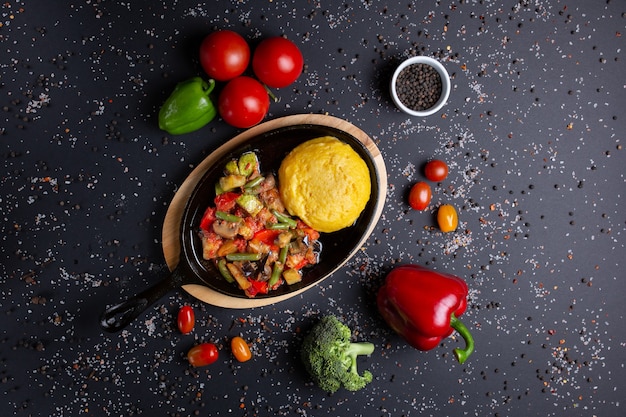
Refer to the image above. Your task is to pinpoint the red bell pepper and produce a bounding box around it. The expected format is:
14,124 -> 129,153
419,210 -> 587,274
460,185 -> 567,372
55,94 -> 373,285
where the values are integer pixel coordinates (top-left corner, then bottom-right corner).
377,264 -> 475,364
199,207 -> 217,232
253,229 -> 281,245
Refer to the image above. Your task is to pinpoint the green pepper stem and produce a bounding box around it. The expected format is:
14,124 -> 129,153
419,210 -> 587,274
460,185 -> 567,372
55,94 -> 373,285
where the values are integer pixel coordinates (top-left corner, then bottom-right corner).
203,78 -> 216,95
449,313 -> 475,364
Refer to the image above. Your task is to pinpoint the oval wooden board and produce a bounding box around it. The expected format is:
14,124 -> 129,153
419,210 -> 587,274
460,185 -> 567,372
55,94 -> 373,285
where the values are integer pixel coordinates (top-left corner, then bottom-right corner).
161,113 -> 387,308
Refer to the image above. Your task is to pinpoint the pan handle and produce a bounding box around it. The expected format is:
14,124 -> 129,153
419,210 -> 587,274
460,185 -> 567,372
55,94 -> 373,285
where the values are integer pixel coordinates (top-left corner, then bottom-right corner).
100,266 -> 185,333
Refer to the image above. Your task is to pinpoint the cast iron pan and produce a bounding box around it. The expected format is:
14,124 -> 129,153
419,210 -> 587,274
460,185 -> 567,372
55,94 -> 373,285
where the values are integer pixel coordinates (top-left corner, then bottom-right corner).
100,114 -> 387,332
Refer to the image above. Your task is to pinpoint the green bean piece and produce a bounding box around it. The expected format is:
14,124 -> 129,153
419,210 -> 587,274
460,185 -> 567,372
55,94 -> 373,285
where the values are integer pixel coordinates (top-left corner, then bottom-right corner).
215,210 -> 242,223
267,222 -> 290,230
272,210 -> 297,228
244,176 -> 264,189
217,259 -> 235,283
225,252 -> 263,261
268,247 -> 289,287
278,245 -> 289,264
268,263 -> 283,287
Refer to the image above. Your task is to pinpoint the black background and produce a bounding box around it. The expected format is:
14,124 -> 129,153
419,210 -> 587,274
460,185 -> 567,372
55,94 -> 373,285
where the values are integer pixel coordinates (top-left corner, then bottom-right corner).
2,1 -> 625,416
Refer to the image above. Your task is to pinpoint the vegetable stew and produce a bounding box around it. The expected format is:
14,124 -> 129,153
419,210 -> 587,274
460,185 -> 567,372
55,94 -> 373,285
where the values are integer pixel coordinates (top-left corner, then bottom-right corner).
198,151 -> 322,297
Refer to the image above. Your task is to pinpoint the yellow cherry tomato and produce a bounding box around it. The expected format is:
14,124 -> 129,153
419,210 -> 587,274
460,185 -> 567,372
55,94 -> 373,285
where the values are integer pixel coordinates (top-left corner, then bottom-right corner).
231,336 -> 252,362
437,204 -> 458,232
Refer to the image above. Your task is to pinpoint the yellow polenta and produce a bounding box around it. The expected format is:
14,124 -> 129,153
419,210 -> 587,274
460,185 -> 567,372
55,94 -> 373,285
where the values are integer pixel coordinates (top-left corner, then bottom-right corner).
278,136 -> 371,233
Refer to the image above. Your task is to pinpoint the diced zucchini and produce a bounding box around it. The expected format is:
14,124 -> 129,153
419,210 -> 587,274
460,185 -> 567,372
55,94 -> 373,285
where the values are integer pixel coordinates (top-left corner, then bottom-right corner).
238,152 -> 259,177
238,223 -> 254,240
224,159 -> 240,175
215,181 -> 224,195
236,194 -> 264,217
219,174 -> 246,192
283,268 -> 302,285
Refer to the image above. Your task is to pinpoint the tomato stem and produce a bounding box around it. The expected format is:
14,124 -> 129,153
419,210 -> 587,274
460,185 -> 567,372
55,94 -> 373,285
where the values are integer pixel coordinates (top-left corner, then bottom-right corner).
263,84 -> 281,103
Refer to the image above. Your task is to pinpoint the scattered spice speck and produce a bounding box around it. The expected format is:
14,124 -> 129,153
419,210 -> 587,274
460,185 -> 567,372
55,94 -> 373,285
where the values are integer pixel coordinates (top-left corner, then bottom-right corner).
1,1 -> 624,416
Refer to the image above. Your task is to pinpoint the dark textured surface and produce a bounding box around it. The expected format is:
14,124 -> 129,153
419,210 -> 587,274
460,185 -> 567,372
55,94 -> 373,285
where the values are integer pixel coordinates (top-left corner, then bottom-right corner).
2,1 -> 625,416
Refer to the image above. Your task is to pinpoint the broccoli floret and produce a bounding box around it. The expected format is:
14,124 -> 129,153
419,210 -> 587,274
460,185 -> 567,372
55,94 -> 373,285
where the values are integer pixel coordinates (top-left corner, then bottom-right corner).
300,315 -> 375,393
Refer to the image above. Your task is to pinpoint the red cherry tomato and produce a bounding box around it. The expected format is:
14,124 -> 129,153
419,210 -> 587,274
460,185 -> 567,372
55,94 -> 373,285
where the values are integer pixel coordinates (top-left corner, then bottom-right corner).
408,181 -> 432,211
199,30 -> 250,82
218,76 -> 270,128
187,343 -> 219,367
177,305 -> 195,334
252,37 -> 304,88
424,159 -> 449,182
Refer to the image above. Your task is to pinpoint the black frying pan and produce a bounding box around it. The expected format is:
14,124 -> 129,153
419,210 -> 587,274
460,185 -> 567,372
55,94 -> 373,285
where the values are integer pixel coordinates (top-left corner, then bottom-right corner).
100,118 -> 386,332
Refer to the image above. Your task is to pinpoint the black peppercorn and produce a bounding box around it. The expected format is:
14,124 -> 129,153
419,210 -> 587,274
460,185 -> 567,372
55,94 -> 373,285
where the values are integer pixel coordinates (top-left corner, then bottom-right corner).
395,63 -> 442,111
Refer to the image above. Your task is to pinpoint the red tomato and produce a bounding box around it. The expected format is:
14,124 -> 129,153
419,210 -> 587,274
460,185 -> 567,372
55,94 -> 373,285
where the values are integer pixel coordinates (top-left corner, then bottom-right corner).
424,159 -> 449,182
187,343 -> 219,367
408,181 -> 432,211
199,30 -> 250,81
218,76 -> 270,128
252,37 -> 303,88
214,191 -> 240,211
177,305 -> 195,334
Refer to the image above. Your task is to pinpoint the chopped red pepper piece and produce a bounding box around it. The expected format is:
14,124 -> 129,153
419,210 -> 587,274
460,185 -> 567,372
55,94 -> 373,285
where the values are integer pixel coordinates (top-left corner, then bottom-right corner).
292,258 -> 309,270
245,279 -> 268,297
297,220 -> 320,241
252,229 -> 281,251
199,207 -> 217,232
377,264 -> 475,364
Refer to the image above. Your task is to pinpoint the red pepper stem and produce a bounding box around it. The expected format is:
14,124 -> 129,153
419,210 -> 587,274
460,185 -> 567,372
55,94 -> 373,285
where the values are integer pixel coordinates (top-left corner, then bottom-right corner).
449,313 -> 474,364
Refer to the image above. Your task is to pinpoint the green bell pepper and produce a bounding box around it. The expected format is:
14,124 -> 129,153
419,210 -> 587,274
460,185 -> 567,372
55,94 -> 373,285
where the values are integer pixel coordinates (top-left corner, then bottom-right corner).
158,77 -> 217,135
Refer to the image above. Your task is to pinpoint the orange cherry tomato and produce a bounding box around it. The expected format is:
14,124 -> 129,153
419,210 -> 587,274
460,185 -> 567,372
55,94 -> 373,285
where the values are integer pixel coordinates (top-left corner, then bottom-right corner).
231,336 -> 252,362
177,305 -> 195,334
424,159 -> 449,182
437,204 -> 458,232
408,181 -> 432,211
187,342 -> 219,367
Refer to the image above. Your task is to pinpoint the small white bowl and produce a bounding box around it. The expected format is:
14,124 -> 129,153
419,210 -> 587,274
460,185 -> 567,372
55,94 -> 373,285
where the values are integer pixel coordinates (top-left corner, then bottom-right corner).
390,56 -> 451,117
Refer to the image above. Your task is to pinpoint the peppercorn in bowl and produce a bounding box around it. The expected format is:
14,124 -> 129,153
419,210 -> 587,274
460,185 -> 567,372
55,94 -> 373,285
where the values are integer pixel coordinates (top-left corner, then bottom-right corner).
390,56 -> 451,117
